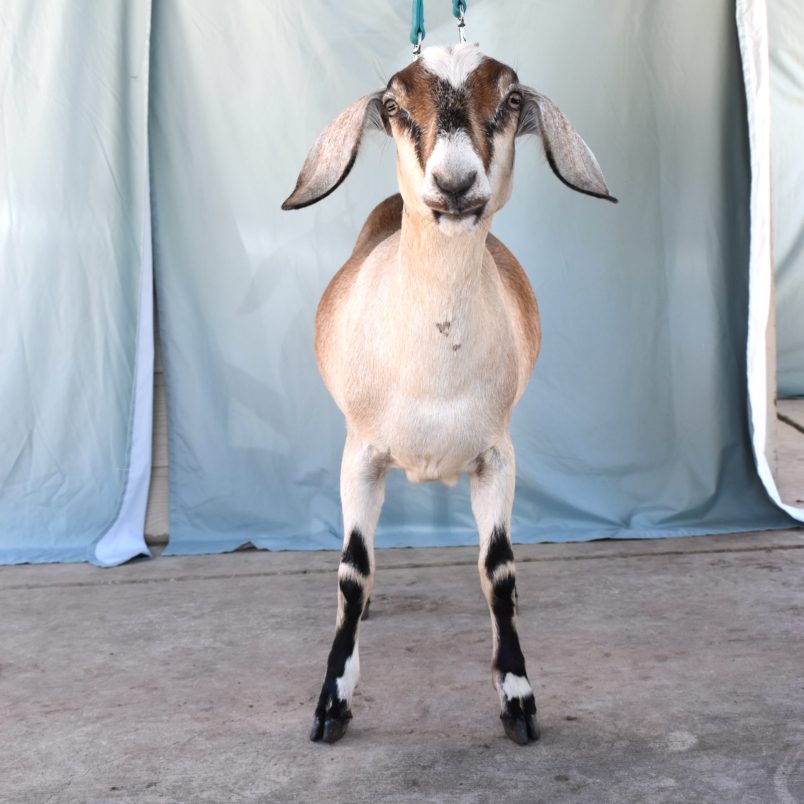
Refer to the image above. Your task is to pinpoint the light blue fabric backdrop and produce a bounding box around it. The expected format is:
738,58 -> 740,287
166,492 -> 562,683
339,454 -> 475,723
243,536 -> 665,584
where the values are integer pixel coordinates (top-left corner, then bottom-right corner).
770,0 -> 804,397
151,0 -> 794,556
0,1 -> 797,565
0,1 -> 153,564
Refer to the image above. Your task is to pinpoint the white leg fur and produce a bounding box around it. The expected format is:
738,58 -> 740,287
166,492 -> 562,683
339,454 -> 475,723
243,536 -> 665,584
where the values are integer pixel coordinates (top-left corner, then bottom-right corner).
501,673 -> 533,701
336,650 -> 361,705
470,435 -> 516,543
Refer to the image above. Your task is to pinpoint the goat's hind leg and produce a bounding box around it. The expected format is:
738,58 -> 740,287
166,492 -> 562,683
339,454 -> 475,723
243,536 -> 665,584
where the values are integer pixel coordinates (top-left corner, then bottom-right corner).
470,436 -> 539,745
310,436 -> 387,743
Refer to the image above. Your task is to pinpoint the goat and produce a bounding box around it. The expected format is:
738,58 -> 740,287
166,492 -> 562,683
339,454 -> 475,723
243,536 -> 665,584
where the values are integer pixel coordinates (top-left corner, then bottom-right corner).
282,43 -> 615,746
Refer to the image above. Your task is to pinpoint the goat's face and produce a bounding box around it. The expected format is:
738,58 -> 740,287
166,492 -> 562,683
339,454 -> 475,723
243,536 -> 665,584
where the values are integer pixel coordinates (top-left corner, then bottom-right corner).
383,47 -> 519,235
282,45 -> 616,223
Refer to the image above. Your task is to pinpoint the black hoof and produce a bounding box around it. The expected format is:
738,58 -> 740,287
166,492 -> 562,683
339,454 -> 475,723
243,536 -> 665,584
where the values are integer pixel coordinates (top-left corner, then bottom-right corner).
501,712 -> 529,745
361,598 -> 371,621
310,684 -> 352,744
501,695 -> 539,746
310,708 -> 352,743
322,714 -> 351,743
310,715 -> 324,742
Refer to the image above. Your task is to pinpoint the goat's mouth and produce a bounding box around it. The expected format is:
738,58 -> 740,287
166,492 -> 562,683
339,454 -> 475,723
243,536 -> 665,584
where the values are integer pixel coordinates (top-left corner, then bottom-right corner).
428,201 -> 487,229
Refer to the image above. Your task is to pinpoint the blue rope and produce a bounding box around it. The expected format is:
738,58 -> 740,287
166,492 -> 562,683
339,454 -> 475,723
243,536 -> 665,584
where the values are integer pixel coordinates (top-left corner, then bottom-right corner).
410,1 -> 468,48
410,0 -> 425,46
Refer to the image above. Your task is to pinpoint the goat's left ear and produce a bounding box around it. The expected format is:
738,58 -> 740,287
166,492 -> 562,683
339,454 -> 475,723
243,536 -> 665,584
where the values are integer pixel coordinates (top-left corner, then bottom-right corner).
517,87 -> 618,203
282,92 -> 386,210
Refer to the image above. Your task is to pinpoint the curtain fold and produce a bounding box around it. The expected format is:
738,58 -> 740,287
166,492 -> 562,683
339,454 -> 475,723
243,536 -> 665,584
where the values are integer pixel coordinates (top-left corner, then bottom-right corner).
0,1 -> 153,564
769,0 -> 804,397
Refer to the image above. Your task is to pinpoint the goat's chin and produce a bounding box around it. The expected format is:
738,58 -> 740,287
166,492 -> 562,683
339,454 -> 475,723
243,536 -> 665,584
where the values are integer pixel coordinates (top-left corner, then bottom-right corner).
431,209 -> 485,237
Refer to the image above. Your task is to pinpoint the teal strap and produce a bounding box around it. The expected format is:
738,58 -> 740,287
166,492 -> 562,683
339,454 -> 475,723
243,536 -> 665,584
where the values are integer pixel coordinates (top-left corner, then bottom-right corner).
410,1 -> 467,49
410,0 -> 425,46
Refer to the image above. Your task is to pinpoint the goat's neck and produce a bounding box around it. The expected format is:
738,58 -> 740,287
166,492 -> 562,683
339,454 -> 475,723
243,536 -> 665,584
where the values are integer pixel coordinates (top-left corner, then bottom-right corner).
397,206 -> 492,310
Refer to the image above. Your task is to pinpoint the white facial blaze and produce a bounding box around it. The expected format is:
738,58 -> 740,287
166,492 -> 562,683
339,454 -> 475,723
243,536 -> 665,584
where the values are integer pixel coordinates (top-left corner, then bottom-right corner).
422,131 -> 490,228
421,43 -> 484,88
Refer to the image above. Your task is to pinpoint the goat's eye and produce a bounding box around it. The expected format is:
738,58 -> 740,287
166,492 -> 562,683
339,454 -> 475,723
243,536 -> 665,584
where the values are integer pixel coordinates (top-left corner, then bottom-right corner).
507,92 -> 522,110
384,98 -> 399,116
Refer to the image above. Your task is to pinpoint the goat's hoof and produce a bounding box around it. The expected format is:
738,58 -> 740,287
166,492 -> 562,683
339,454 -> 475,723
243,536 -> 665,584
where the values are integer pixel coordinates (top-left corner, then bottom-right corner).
322,713 -> 351,743
310,692 -> 352,744
500,695 -> 539,746
310,711 -> 352,743
361,598 -> 371,621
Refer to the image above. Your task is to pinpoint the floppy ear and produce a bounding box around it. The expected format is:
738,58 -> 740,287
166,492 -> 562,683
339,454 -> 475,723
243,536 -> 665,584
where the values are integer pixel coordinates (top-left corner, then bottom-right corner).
517,87 -> 617,203
281,92 -> 386,210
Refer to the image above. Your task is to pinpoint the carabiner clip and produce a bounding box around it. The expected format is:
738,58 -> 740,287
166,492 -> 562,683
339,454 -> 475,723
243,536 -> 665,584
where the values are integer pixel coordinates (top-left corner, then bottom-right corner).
452,0 -> 468,44
413,30 -> 423,57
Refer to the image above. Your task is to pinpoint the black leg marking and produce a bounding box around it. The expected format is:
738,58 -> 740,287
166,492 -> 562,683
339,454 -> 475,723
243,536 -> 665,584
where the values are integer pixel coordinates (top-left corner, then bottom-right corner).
341,528 -> 370,577
484,525 -> 514,578
491,574 -> 527,679
485,525 -> 539,745
311,530 -> 372,743
310,574 -> 366,744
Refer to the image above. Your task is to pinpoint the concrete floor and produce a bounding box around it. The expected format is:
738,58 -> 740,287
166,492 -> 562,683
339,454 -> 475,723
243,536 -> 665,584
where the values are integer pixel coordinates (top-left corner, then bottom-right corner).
1,420 -> 803,804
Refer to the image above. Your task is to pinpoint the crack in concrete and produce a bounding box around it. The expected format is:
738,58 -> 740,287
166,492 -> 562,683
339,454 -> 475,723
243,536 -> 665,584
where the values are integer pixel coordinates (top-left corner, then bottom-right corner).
779,412 -> 804,437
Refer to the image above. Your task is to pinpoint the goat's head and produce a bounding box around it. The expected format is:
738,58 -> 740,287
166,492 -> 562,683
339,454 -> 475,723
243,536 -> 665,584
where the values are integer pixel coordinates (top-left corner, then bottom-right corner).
282,44 -> 617,233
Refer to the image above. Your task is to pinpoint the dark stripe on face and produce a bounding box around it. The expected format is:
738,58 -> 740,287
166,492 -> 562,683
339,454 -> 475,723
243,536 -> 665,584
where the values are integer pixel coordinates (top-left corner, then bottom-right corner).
433,79 -> 470,134
484,98 -> 518,164
341,528 -> 370,577
485,524 -> 514,578
397,109 -> 424,168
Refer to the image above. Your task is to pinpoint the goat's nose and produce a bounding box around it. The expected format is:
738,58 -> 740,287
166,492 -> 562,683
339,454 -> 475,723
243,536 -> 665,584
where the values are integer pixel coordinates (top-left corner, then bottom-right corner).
433,170 -> 477,200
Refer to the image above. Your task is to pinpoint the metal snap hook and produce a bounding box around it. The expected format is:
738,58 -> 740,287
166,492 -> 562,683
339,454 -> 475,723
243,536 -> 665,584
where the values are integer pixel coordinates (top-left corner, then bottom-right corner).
413,30 -> 423,58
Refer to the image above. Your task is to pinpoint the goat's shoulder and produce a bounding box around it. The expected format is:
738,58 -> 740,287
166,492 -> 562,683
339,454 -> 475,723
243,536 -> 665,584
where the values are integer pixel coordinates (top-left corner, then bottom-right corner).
351,193 -> 403,261
485,232 -> 541,376
317,194 -> 402,314
315,194 -> 403,371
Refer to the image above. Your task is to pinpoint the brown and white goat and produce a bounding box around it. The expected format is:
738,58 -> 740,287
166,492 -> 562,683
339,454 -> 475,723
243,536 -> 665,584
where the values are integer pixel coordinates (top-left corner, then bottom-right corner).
282,44 -> 615,746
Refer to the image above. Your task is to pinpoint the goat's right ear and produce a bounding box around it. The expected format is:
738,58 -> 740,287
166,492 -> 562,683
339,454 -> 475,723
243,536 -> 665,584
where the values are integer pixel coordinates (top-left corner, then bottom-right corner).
516,87 -> 617,203
281,92 -> 386,210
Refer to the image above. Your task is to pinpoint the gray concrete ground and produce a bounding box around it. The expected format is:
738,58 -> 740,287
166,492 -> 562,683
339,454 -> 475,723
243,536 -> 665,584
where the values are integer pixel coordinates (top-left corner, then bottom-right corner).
1,421 -> 803,804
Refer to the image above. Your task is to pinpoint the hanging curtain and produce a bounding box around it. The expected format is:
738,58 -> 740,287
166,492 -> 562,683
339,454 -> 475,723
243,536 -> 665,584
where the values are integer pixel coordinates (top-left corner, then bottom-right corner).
0,1 -> 153,565
1,0 -> 799,565
151,0 -> 797,557
769,0 -> 804,397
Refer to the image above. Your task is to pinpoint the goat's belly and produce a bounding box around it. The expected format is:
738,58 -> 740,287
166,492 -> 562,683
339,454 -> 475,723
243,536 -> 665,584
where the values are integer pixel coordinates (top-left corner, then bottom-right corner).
372,394 -> 507,486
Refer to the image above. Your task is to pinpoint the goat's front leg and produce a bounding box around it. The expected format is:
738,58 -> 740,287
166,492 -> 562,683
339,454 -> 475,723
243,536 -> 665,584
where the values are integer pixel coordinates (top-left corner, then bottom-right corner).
310,434 -> 387,743
470,435 -> 539,745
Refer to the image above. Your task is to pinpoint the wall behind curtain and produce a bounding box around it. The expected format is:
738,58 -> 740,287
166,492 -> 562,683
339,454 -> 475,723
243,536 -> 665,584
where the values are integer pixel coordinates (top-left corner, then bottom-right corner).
0,1 -> 152,564
151,0 -> 793,557
769,0 -> 804,397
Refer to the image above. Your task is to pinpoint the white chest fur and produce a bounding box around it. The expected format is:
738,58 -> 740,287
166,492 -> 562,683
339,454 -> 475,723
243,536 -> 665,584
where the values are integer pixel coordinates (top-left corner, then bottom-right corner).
322,225 -> 520,484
